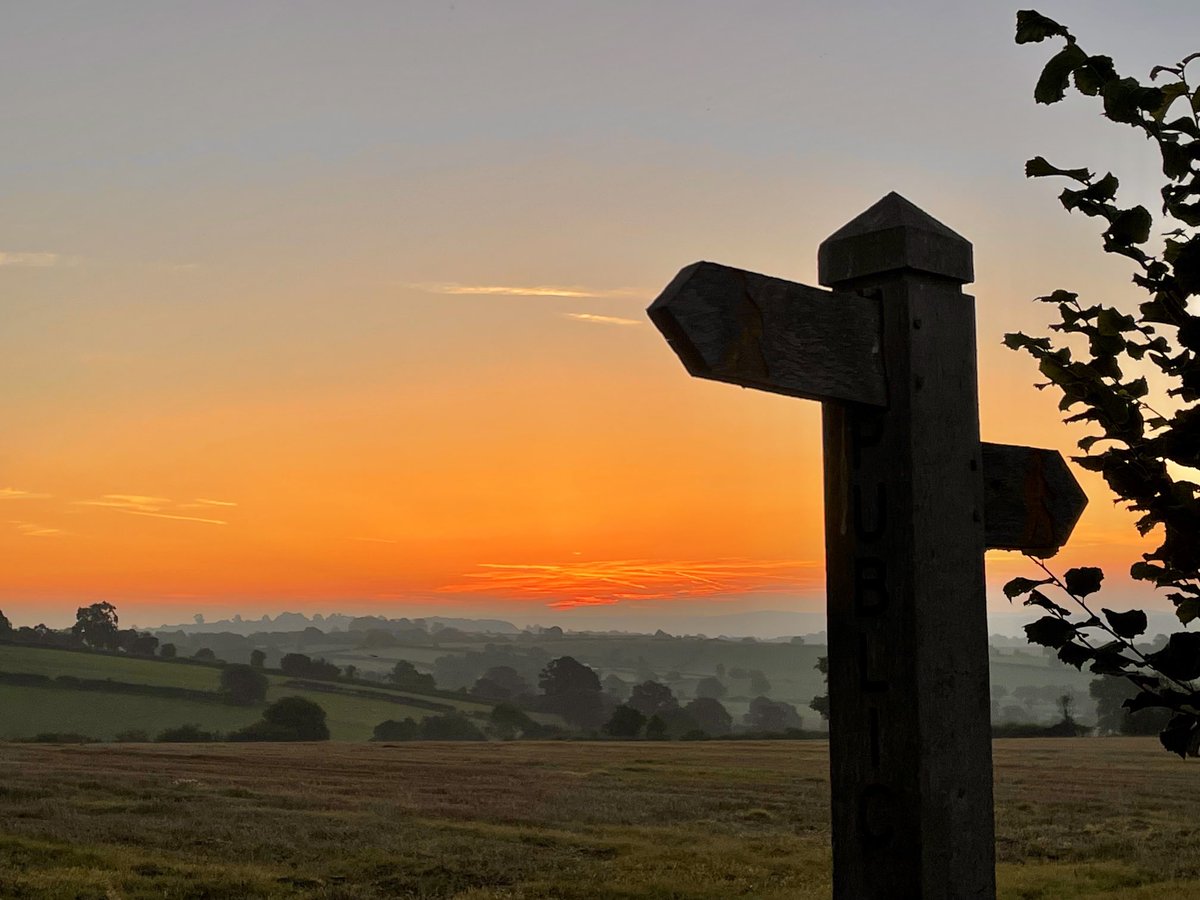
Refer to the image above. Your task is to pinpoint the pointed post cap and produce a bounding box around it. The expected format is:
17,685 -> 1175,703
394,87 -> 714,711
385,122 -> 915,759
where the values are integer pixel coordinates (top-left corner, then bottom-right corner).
818,192 -> 973,286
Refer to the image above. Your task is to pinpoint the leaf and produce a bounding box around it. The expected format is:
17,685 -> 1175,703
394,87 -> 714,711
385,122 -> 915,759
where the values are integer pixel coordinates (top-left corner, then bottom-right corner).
1102,77 -> 1151,123
1177,598 -> 1200,626
1015,10 -> 1070,44
1064,566 -> 1104,597
1024,589 -> 1070,616
1159,714 -> 1200,759
1131,561 -> 1167,582
1072,55 -> 1118,96
1024,156 -> 1091,181
1101,607 -> 1148,638
1036,44 -> 1088,104
1145,632 -> 1200,681
1171,236 -> 1200,297
1025,616 -> 1077,649
1004,576 -> 1051,599
1152,82 -> 1189,121
1035,289 -> 1080,305
1104,206 -> 1152,246
1057,641 -> 1094,670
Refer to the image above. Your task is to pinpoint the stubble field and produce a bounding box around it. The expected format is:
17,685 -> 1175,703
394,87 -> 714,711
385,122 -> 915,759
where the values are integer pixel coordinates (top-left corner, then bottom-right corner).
0,738 -> 1197,899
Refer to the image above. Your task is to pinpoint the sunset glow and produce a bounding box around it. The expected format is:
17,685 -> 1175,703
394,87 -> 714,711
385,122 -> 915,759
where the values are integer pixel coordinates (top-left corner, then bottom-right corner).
2,3 -> 1192,630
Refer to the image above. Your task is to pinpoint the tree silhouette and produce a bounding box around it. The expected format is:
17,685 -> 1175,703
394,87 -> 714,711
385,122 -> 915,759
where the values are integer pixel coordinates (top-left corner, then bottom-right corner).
628,681 -> 677,718
603,705 -> 646,738
220,664 -> 269,705
71,602 -> 118,650
538,656 -> 603,729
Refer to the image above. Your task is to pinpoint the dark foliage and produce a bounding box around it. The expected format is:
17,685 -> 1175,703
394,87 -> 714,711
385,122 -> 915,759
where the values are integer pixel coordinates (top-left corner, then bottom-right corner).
230,696 -> 330,741
219,664 -> 269,705
156,724 -> 218,742
603,704 -> 646,738
1009,11 -> 1200,757
71,602 -> 119,651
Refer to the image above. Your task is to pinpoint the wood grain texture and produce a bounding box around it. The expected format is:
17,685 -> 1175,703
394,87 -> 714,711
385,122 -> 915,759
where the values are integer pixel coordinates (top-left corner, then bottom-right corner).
647,261 -> 887,406
981,443 -> 1087,555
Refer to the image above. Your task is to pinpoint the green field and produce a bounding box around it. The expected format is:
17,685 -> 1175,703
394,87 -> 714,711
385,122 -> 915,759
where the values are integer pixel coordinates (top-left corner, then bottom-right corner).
0,739 -> 1196,898
0,645 -> 510,741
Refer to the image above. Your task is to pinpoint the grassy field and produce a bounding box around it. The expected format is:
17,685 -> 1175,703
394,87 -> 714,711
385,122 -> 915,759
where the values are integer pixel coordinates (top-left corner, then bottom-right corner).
0,738 -> 1197,898
0,645 -> 511,741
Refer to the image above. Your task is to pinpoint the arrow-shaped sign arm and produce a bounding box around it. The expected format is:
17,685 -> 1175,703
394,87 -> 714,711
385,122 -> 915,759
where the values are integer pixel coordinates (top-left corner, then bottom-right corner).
647,261 -> 889,407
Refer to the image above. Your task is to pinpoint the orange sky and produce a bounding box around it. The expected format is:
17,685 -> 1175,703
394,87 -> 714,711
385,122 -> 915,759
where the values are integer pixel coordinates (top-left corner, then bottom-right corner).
1,4 -> 1192,630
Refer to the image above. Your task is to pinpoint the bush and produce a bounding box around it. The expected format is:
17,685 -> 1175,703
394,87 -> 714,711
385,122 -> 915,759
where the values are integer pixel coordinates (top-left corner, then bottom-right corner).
156,724 -> 217,742
220,664 -> 269,705
419,713 -> 486,741
23,732 -> 96,744
372,718 -> 420,741
114,729 -> 150,742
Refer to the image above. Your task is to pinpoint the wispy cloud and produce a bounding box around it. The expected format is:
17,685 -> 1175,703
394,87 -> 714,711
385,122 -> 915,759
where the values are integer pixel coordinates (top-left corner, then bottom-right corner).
77,495 -> 171,513
74,494 -> 230,526
0,488 -> 52,501
10,520 -> 64,537
178,498 -> 239,510
563,312 -> 642,326
408,281 -> 642,300
0,251 -> 65,268
439,558 -> 822,609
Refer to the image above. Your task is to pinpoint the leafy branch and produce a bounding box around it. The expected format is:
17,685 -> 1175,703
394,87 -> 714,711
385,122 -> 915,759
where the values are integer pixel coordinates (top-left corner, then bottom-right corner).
1008,11 -> 1200,756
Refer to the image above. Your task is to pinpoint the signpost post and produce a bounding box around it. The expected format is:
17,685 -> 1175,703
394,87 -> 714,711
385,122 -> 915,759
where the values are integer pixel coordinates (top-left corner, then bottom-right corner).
647,193 -> 1086,899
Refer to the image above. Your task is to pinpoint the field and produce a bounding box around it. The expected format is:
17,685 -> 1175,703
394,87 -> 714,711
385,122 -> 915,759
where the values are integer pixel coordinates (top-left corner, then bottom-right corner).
1,738 -> 1197,899
0,645 -> 509,742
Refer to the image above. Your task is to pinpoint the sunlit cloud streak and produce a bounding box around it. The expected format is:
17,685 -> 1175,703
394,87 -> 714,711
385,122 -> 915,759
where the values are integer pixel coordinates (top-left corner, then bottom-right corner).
74,494 -> 231,525
408,281 -> 642,299
117,510 -> 228,526
439,558 -> 822,609
563,313 -> 642,326
0,488 -> 52,500
10,521 -> 64,537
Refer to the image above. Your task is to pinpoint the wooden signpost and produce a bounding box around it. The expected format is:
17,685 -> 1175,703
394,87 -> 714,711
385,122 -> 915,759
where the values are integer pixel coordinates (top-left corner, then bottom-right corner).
647,193 -> 1087,899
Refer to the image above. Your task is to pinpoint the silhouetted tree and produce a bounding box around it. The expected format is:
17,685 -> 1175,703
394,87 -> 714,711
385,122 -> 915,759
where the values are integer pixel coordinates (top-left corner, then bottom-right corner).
372,718 -> 420,741
745,696 -> 803,732
809,656 -> 830,722
220,664 -> 269,705
744,696 -> 801,734
645,715 -> 668,740
489,703 -> 536,740
156,724 -> 216,742
159,643 -> 177,659
748,670 -> 771,696
278,652 -> 339,680
601,673 -> 629,702
538,656 -> 604,729
470,665 -> 529,701
603,704 -> 646,738
72,602 -> 118,650
0,610 -> 13,639
388,659 -> 437,692
628,681 -> 678,718
130,633 -> 159,656
694,676 -> 727,700
420,713 -> 486,740
193,647 -> 216,661
232,696 -> 329,741
685,697 -> 733,735
249,649 -> 266,668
